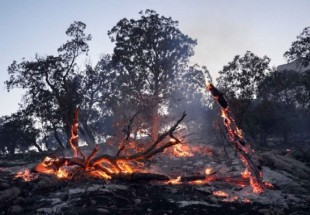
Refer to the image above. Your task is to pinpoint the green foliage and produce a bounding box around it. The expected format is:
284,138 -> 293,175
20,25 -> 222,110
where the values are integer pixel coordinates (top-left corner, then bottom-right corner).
0,112 -> 40,154
108,9 -> 197,101
259,69 -> 310,111
284,26 -> 310,68
216,51 -> 271,128
5,21 -> 92,147
217,51 -> 271,100
108,10 -> 198,139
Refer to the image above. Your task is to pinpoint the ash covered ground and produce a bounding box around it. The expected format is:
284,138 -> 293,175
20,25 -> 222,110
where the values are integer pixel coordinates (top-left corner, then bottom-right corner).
0,144 -> 310,215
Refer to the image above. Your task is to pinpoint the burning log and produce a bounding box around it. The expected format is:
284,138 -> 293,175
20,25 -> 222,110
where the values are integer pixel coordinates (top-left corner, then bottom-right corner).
206,82 -> 265,193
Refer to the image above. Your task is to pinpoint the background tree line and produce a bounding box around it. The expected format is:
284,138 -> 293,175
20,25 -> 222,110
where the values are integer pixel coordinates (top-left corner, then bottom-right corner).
0,10 -> 309,154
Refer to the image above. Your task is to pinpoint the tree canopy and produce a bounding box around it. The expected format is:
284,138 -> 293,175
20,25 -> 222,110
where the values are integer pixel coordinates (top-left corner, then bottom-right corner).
108,9 -> 197,139
284,26 -> 310,68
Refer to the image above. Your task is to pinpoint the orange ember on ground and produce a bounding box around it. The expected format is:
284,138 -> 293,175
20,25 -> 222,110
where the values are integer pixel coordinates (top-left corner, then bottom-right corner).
173,144 -> 194,157
241,169 -> 251,179
205,167 -> 213,176
212,190 -> 229,198
15,169 -> 38,182
223,195 -> 239,202
242,198 -> 251,203
167,176 -> 182,184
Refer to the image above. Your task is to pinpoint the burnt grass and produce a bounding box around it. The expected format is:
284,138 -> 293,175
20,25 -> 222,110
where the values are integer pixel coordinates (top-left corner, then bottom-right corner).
1,148 -> 310,215
2,175 -> 304,215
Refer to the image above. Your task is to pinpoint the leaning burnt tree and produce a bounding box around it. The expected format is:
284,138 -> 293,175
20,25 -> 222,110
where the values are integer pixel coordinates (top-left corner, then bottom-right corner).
206,82 -> 265,193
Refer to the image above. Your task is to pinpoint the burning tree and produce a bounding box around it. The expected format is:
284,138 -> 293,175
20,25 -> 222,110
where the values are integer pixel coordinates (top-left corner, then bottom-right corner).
33,109 -> 187,181
206,82 -> 265,193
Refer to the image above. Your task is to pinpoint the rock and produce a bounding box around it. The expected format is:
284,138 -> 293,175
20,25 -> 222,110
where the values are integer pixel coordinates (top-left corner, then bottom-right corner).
13,197 -> 26,205
97,208 -> 110,214
0,182 -> 10,189
194,161 -> 204,167
90,199 -> 97,205
258,208 -> 271,215
260,151 -> 310,179
0,187 -> 21,203
134,198 -> 142,204
8,205 -> 24,214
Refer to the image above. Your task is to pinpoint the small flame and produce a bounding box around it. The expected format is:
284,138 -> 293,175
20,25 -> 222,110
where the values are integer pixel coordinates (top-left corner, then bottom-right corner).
205,167 -> 213,176
241,169 -> 251,179
56,167 -> 70,179
167,176 -> 182,184
15,169 -> 38,182
170,138 -> 177,143
223,195 -> 239,202
263,181 -> 274,189
89,170 -> 112,180
190,180 -> 205,185
212,190 -> 229,198
242,198 -> 251,203
173,144 -> 193,157
117,160 -> 134,173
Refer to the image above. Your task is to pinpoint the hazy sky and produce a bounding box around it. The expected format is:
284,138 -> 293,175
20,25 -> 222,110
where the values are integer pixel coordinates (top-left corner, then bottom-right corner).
0,0 -> 309,116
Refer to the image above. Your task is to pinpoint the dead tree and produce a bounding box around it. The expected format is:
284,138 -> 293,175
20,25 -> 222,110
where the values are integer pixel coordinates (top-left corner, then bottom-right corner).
206,82 -> 265,193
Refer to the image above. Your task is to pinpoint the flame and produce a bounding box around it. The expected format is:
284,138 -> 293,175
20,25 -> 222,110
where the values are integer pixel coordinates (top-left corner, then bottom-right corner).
89,170 -> 111,180
69,120 -> 79,158
34,156 -> 58,175
207,85 -> 264,194
167,176 -> 182,184
117,160 -> 134,173
205,167 -> 213,176
212,190 -> 229,198
242,198 -> 251,203
189,180 -> 205,185
15,169 -> 38,182
263,181 -> 274,189
56,167 -> 70,179
241,169 -> 251,179
223,195 -> 239,202
173,144 -> 193,157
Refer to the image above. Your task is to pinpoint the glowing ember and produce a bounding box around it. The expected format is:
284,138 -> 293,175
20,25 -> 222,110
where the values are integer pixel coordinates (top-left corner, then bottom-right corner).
167,176 -> 182,184
69,109 -> 80,158
263,181 -> 274,189
223,195 -> 239,202
242,198 -> 251,203
15,169 -> 38,182
212,190 -> 229,198
190,180 -> 205,184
